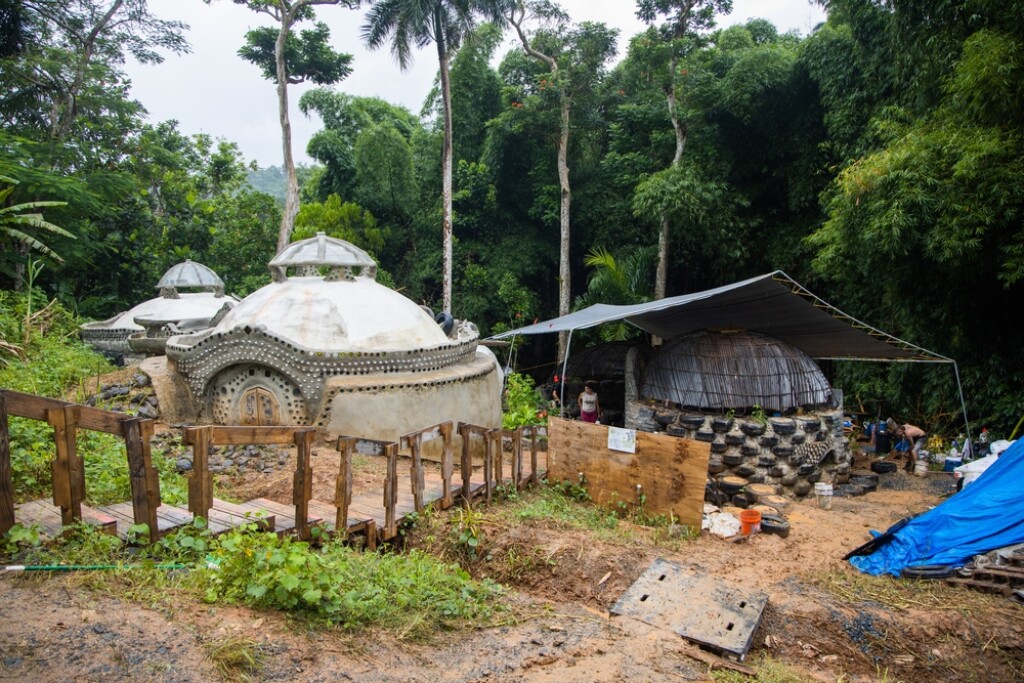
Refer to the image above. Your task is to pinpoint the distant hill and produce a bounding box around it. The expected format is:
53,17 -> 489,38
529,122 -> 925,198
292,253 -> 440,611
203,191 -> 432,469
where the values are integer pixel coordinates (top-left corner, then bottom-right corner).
246,165 -> 321,205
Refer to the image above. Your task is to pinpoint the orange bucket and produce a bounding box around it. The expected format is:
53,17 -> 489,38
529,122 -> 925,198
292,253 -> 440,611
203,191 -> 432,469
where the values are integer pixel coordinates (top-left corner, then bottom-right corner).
739,509 -> 762,536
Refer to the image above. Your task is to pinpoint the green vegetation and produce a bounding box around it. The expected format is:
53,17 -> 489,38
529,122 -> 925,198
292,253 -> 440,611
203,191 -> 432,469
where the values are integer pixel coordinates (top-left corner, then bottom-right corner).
501,372 -> 548,429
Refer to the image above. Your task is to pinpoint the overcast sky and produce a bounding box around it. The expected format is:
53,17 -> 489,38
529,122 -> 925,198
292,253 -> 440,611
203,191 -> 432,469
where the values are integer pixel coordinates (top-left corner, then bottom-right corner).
125,0 -> 827,168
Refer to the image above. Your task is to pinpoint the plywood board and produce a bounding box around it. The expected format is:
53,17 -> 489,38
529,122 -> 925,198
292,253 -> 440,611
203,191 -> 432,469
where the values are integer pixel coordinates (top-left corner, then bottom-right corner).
547,417 -> 709,529
611,558 -> 768,659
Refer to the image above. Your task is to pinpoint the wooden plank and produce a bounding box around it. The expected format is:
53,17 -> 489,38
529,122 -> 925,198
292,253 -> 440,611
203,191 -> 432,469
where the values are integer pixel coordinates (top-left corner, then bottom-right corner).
383,443 -> 398,538
292,430 -> 314,541
336,437 -> 354,539
529,426 -> 539,486
483,430 -> 495,504
406,433 -> 425,512
14,500 -> 64,537
439,422 -> 454,508
123,418 -> 161,542
2,389 -> 65,421
459,424 -> 474,504
211,498 -> 274,531
184,426 -> 213,520
0,391 -> 15,534
98,502 -> 191,539
547,417 -> 710,529
75,404 -> 129,434
205,426 -> 307,446
240,498 -> 323,535
511,427 -> 523,490
46,407 -> 74,524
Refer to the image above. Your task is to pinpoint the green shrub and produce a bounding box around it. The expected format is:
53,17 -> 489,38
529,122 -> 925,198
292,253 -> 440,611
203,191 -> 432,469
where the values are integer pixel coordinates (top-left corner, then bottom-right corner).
502,372 -> 547,429
202,526 -> 505,635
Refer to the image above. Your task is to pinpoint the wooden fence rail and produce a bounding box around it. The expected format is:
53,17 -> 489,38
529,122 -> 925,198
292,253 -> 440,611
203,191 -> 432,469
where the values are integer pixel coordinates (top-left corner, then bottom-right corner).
0,388 -> 160,539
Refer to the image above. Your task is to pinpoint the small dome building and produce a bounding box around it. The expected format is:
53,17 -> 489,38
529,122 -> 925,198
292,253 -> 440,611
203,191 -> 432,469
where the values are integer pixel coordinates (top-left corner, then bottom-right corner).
79,260 -> 235,356
164,233 -> 502,440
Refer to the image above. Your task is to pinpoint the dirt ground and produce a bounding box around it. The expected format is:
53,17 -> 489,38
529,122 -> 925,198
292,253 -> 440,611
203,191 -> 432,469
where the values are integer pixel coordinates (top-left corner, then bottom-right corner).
3,439 -> 1023,682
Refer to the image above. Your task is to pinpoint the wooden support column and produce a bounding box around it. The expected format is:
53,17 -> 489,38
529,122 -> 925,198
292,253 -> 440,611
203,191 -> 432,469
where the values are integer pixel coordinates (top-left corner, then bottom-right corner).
512,427 -> 523,490
440,422 -> 454,508
383,443 -> 398,538
493,430 -> 504,492
124,418 -> 160,543
529,426 -> 539,486
484,430 -> 495,504
47,405 -> 82,526
459,423 -> 473,505
292,429 -> 314,541
0,392 -> 14,534
335,437 -> 353,540
184,426 -> 213,521
405,433 -> 425,512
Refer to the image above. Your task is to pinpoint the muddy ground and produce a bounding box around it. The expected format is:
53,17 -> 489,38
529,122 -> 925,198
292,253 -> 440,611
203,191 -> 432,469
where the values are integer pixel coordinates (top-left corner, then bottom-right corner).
2,439 -> 1023,683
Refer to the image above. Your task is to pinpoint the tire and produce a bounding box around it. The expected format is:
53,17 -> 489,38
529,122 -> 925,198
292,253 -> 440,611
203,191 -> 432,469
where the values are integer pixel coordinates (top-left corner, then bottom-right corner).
850,476 -> 878,491
435,311 -> 455,336
717,476 -> 748,495
901,564 -> 955,580
871,461 -> 898,474
834,483 -> 865,497
760,514 -> 791,539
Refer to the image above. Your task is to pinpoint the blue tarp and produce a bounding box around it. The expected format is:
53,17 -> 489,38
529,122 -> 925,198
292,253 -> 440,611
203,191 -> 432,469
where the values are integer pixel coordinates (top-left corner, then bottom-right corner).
849,438 -> 1024,576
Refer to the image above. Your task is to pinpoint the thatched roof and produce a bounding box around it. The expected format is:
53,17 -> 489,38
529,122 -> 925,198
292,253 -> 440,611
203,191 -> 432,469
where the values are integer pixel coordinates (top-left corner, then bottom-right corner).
640,330 -> 832,412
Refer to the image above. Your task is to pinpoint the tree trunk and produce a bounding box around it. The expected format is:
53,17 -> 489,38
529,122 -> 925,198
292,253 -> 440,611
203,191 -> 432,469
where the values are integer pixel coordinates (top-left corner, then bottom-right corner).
436,20 -> 453,314
275,12 -> 299,253
556,96 -> 571,363
655,52 -> 688,304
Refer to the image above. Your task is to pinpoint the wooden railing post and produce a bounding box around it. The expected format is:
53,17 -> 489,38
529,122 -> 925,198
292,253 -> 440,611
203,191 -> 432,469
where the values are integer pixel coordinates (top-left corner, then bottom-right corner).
493,430 -> 504,492
292,429 -> 314,541
459,423 -> 473,505
47,405 -> 82,525
484,430 -> 495,504
529,426 -> 539,486
123,417 -> 160,542
440,421 -> 454,508
0,392 -> 14,534
403,433 -> 425,512
512,427 -> 523,490
184,426 -> 213,521
335,437 -> 353,540
383,442 -> 398,538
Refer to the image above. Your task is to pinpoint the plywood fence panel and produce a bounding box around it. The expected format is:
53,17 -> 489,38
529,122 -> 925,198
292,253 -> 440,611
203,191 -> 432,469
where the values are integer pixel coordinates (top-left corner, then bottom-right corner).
546,417 -> 709,529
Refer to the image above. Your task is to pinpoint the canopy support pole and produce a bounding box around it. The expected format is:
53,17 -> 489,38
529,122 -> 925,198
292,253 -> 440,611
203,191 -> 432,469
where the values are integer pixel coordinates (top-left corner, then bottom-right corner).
953,361 -> 973,457
558,328 -> 575,418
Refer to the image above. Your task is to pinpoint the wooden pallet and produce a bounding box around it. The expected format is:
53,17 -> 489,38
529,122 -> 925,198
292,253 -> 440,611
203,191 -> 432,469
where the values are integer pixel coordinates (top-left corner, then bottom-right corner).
15,499 -> 117,538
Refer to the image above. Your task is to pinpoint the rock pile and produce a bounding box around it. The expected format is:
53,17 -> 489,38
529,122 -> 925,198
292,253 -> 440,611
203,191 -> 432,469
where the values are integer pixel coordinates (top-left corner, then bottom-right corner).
83,373 -> 160,419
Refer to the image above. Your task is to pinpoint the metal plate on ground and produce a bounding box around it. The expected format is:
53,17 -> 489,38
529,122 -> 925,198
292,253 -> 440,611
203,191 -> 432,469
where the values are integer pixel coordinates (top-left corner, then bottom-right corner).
610,558 -> 768,659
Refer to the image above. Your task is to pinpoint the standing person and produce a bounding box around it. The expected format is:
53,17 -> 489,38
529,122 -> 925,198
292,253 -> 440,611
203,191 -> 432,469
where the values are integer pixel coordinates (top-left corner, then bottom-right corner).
578,381 -> 601,424
890,420 -> 927,472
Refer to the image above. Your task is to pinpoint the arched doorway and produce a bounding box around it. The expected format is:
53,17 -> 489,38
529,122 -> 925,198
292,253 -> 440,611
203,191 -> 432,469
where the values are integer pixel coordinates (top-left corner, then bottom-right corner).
240,386 -> 280,426
208,364 -> 309,426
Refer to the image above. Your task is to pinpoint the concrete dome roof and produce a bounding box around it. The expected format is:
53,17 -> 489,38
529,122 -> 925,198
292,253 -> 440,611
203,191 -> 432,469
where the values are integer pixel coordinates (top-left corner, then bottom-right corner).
212,276 -> 449,352
156,260 -> 224,290
80,293 -> 235,334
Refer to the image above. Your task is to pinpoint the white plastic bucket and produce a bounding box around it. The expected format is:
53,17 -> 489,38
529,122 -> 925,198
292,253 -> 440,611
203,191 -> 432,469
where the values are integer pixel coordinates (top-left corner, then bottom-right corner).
914,460 -> 928,477
814,482 -> 833,509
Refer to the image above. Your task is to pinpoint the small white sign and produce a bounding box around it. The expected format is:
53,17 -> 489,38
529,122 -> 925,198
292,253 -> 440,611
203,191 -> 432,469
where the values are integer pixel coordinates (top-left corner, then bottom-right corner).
607,426 -> 637,454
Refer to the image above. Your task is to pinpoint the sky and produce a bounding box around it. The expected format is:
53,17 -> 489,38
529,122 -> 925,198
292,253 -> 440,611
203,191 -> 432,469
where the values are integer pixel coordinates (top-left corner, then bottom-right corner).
124,1 -> 828,168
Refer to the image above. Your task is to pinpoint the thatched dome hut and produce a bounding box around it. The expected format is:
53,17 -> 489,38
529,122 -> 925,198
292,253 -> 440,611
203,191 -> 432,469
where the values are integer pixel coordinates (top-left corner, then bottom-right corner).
640,330 -> 832,413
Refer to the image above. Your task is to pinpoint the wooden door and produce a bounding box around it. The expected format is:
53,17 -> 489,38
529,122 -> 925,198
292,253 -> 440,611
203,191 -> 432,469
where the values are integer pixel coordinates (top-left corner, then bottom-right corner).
240,387 -> 281,426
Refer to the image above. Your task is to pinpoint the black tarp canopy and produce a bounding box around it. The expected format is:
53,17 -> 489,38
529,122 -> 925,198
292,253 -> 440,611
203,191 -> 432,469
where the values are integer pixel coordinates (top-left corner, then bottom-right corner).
490,271 -> 970,436
490,271 -> 947,362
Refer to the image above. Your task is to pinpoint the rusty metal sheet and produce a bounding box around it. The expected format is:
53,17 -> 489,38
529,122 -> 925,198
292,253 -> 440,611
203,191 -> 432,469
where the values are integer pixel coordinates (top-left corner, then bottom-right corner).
611,558 -> 768,659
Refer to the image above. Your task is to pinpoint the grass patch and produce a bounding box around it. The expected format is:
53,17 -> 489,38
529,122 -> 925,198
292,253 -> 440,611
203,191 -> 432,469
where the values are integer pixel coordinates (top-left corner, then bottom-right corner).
511,484 -> 620,531
711,654 -> 813,682
202,525 -> 505,638
204,635 -> 266,682
807,569 -> 1005,612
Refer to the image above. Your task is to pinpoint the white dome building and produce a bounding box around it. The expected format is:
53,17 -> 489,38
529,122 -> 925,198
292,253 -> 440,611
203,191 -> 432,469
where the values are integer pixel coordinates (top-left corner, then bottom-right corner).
79,260 -> 235,356
165,233 -> 502,440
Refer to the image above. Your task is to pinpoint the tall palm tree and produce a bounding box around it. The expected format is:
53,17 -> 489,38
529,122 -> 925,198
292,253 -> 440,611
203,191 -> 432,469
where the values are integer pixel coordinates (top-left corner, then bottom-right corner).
573,245 -> 656,342
362,0 -> 504,313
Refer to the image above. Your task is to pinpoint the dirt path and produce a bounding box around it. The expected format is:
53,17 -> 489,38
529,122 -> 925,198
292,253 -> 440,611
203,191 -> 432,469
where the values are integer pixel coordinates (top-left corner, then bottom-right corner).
2,459 -> 1022,682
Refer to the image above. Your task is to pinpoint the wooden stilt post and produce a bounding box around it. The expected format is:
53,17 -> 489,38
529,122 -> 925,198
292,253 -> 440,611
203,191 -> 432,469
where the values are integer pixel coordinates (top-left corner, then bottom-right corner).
459,423 -> 473,505
440,421 -> 454,508
47,406 -> 80,525
292,429 -> 314,541
512,427 -> 523,490
529,426 -> 539,486
0,392 -> 14,534
184,426 -> 213,521
335,437 -> 353,540
383,442 -> 398,538
407,433 -> 425,512
484,430 -> 494,504
493,430 -> 504,492
123,417 -> 160,543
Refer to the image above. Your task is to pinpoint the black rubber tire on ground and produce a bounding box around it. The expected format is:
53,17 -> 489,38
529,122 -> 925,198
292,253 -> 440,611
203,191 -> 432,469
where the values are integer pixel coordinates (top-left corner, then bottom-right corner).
834,483 -> 865,497
871,460 -> 899,474
850,476 -> 878,491
731,494 -> 750,509
901,564 -> 955,580
759,513 -> 791,539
